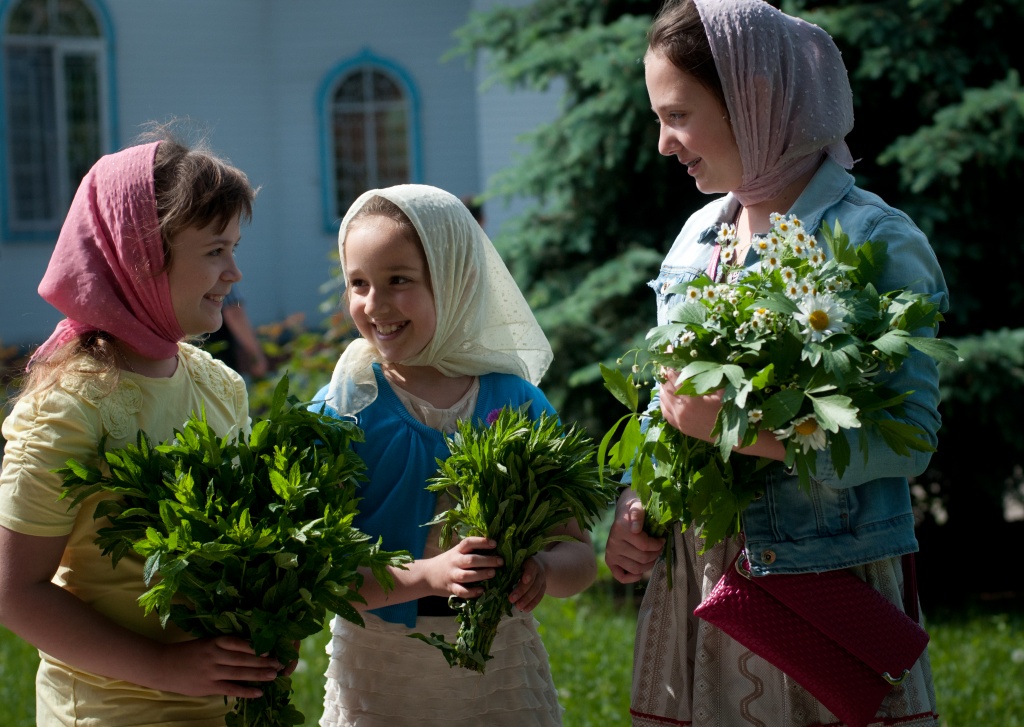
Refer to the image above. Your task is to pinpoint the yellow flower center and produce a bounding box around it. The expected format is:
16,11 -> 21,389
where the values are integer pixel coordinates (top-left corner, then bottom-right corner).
795,419 -> 819,435
808,310 -> 830,331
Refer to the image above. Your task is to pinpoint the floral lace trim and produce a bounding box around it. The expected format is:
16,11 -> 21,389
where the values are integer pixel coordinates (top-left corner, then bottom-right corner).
59,365 -> 143,441
180,344 -> 239,408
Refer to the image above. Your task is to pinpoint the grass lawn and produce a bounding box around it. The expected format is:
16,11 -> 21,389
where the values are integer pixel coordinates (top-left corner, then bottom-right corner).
1,590 -> 1021,725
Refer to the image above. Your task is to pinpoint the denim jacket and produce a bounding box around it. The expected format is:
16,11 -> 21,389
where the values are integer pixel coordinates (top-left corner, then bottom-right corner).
652,157 -> 949,576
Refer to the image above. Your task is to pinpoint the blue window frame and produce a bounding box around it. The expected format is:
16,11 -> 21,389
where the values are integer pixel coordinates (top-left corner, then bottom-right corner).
1,0 -> 116,241
318,49 -> 421,231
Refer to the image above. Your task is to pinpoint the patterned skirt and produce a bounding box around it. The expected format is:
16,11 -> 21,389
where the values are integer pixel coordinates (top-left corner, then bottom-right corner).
630,528 -> 940,727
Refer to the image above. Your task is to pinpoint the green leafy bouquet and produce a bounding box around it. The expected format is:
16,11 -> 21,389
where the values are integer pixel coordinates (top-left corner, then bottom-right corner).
413,406 -> 617,673
59,376 -> 411,727
600,213 -> 960,566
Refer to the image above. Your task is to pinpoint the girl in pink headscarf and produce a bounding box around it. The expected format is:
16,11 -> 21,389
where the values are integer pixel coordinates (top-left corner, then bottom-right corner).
0,135 -> 284,725
605,1 -> 945,725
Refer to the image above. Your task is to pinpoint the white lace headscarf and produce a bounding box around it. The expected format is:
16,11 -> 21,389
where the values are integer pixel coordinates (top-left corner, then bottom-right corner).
325,184 -> 553,416
692,0 -> 855,206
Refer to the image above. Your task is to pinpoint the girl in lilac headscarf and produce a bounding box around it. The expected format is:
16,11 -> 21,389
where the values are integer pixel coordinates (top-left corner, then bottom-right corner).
604,1 -> 945,725
0,135 -> 285,725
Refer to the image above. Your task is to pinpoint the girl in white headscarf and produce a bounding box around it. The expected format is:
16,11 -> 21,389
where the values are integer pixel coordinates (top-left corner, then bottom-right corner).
604,1 -> 945,725
313,184 -> 595,727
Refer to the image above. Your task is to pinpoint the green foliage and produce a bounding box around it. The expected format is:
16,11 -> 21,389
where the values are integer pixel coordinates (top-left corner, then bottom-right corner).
59,376 -> 411,727
599,216 -> 958,558
454,0 -> 1024,447
785,0 -> 1024,332
245,309 -> 356,420
918,328 -> 1024,525
414,406 -> 618,672
450,0 -> 698,433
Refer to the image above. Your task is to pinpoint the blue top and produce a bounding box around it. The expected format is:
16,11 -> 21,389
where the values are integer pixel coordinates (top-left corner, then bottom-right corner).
652,157 -> 949,576
312,364 -> 556,626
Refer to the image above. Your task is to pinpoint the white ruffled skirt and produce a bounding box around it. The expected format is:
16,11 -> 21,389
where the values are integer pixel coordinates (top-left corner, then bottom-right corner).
320,609 -> 563,727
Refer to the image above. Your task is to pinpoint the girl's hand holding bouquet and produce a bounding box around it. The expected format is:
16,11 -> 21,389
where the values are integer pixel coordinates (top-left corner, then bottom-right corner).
601,214 -> 960,570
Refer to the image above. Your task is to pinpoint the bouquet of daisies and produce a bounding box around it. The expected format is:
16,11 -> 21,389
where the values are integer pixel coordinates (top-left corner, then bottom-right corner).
412,406 -> 617,673
600,213 -> 959,560
60,376 -> 411,727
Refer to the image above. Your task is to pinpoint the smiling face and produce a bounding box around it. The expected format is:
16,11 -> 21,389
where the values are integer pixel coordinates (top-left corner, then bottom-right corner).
166,213 -> 242,337
344,217 -> 437,364
645,50 -> 744,195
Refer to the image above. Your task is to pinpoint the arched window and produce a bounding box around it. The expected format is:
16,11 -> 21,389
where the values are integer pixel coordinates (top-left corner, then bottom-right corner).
322,53 -> 418,226
2,0 -> 112,237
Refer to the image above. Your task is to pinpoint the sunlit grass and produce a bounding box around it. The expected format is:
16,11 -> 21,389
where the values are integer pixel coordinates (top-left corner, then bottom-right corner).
2,591 -> 1020,726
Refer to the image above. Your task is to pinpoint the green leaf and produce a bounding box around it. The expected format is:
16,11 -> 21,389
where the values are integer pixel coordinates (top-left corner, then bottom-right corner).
760,389 -> 806,429
809,394 -> 861,433
599,363 -> 638,413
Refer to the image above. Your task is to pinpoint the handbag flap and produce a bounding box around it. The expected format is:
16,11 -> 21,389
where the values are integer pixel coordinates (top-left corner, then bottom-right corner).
742,558 -> 930,680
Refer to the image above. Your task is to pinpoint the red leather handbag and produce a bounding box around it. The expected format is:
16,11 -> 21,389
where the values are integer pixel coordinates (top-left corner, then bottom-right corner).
693,551 -> 930,727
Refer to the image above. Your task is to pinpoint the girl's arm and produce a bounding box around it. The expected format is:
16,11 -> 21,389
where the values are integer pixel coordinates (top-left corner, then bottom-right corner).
0,525 -> 281,698
508,519 -> 597,612
351,535 -> 504,611
658,382 -> 787,460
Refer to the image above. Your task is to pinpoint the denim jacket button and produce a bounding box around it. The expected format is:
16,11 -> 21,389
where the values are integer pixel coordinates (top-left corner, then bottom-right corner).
661,281 -> 670,292
761,550 -> 776,564
753,490 -> 764,501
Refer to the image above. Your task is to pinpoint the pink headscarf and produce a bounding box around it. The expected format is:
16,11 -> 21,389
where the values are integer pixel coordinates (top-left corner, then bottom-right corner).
693,0 -> 855,206
31,142 -> 184,364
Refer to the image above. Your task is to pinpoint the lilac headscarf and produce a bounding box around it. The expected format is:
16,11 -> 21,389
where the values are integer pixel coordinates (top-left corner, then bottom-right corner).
31,142 -> 184,364
693,0 -> 855,206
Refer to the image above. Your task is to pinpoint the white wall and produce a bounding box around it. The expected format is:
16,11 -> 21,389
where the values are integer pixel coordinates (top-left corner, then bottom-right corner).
0,0 -> 490,346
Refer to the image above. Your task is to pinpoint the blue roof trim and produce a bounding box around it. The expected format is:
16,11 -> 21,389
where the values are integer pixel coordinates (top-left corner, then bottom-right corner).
0,0 -> 118,243
315,47 -> 422,234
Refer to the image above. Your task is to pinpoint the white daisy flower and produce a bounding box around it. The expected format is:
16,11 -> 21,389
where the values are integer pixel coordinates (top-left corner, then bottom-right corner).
780,266 -> 797,283
752,307 -> 770,326
703,287 -> 719,302
769,212 -> 785,225
685,286 -> 701,302
793,294 -> 847,342
748,408 -> 764,425
752,235 -> 773,256
679,330 -> 695,346
808,251 -> 826,267
774,415 -> 828,453
717,223 -> 738,245
785,283 -> 801,299
798,280 -> 818,297
763,254 -> 782,271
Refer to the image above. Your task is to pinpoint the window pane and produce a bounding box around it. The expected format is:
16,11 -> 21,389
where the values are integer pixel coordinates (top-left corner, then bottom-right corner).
6,0 -> 50,36
56,0 -> 100,37
5,45 -> 59,224
331,66 -> 411,218
374,107 -> 408,186
334,110 -> 367,215
371,71 -> 401,102
64,52 -> 100,195
334,71 -> 364,104
6,0 -> 100,37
